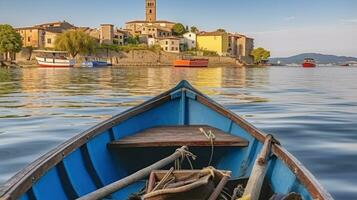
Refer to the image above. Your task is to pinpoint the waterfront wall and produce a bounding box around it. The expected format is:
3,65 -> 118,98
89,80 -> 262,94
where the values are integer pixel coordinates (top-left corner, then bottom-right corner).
15,48 -> 240,67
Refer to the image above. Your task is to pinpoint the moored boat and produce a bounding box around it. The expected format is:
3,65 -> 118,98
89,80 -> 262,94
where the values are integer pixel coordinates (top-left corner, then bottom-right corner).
81,61 -> 110,68
34,50 -> 75,68
174,59 -> 209,68
0,81 -> 333,200
302,58 -> 316,68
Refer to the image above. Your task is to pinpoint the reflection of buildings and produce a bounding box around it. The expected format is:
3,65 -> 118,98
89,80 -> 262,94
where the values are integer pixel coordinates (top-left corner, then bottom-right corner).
222,67 -> 247,88
17,67 -> 269,110
146,67 -> 223,95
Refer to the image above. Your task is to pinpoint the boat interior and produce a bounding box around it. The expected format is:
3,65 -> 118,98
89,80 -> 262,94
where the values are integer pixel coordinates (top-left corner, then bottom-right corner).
1,81 -> 329,200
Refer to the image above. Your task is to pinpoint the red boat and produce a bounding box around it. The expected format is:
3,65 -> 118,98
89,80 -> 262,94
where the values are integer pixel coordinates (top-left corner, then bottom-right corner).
302,58 -> 316,68
174,59 -> 209,68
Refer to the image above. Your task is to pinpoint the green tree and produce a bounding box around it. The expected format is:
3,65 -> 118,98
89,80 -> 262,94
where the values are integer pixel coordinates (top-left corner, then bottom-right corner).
54,30 -> 97,58
190,26 -> 199,33
172,23 -> 187,36
126,36 -> 140,45
251,47 -> 271,64
0,24 -> 23,61
216,28 -> 226,33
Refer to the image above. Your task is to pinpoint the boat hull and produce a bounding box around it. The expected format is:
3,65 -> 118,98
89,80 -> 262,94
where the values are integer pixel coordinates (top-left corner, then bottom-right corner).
302,63 -> 316,68
36,57 -> 75,68
0,81 -> 332,200
174,59 -> 209,68
81,61 -> 110,68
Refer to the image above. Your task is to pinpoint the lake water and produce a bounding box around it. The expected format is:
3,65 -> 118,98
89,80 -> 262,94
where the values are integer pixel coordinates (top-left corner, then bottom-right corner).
0,66 -> 356,199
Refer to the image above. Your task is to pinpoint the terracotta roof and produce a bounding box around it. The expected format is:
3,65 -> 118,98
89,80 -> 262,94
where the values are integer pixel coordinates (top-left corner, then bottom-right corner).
126,20 -> 176,24
229,33 -> 254,40
198,31 -> 227,36
44,28 -> 65,33
16,26 -> 44,30
157,37 -> 180,40
35,21 -> 74,27
141,25 -> 172,32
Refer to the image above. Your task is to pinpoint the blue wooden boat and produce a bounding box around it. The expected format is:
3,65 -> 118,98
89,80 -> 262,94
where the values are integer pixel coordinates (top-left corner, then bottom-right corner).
81,61 -> 110,68
0,81 -> 333,200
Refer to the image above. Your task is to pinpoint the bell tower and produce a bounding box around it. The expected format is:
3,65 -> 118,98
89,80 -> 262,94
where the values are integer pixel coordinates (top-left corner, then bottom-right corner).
146,0 -> 156,22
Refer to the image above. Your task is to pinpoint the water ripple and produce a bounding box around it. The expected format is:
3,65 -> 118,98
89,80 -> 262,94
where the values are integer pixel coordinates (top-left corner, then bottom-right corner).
0,66 -> 356,199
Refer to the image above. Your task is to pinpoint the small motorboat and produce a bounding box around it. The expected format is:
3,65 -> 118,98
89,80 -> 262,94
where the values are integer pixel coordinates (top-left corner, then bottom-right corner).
302,58 -> 316,68
34,50 -> 75,68
0,81 -> 333,200
174,59 -> 209,68
81,61 -> 110,68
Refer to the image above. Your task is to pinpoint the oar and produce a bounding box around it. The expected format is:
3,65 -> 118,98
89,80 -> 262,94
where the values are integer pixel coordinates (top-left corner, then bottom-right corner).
77,146 -> 193,200
238,135 -> 275,200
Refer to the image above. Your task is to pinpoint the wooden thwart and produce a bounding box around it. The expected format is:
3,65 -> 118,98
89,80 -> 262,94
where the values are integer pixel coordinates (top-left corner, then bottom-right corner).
108,125 -> 249,148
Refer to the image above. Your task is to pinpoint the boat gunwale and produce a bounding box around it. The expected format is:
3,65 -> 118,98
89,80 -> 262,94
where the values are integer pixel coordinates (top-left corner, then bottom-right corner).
0,81 -> 333,200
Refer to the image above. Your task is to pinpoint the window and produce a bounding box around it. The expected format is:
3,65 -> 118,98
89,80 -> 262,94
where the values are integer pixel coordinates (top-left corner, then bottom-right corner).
176,47 -> 178,51
27,37 -> 31,42
166,41 -> 168,45
171,41 -> 174,45
165,47 -> 168,51
171,47 -> 174,51
150,9 -> 152,14
47,38 -> 52,44
189,34 -> 191,37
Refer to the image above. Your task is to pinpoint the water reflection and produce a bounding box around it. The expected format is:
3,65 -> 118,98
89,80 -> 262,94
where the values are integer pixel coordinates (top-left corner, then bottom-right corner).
0,66 -> 356,199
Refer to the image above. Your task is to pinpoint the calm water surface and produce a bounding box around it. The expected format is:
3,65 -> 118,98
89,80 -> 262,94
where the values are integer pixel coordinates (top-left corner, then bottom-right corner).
0,66 -> 356,199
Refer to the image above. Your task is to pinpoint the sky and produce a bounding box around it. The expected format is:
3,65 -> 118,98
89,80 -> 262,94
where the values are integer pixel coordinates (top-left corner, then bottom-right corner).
1,0 -> 357,57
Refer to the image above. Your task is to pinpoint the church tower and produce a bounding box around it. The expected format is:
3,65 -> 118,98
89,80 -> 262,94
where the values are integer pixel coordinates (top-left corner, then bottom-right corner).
146,0 -> 156,22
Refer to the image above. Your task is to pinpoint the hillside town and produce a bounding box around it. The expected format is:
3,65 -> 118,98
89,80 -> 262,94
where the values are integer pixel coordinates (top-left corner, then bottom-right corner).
12,0 -> 254,65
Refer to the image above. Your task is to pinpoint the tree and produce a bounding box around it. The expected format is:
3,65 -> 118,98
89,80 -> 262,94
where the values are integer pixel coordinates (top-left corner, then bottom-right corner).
0,24 -> 23,61
172,23 -> 187,36
54,30 -> 97,58
216,28 -> 226,33
190,26 -> 199,33
126,36 -> 140,45
251,47 -> 271,64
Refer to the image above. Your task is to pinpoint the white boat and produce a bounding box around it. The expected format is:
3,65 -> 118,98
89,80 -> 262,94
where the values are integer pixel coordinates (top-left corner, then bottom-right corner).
34,50 -> 75,68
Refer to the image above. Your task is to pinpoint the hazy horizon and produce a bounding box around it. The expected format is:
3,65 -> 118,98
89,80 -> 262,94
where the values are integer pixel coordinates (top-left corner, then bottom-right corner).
1,0 -> 356,57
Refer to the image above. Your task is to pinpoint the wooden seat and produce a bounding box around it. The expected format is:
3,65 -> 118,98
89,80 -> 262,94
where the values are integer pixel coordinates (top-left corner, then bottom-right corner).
108,125 -> 249,148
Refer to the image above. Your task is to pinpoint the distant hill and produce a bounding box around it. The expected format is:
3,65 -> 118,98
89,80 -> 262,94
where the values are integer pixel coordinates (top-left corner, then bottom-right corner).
270,53 -> 357,64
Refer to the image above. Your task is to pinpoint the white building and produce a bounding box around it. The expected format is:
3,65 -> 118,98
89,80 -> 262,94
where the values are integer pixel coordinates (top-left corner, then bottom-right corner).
182,32 -> 197,50
148,37 -> 157,46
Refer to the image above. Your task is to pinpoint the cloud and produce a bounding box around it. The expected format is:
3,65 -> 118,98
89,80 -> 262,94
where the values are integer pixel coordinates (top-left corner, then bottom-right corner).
284,16 -> 296,21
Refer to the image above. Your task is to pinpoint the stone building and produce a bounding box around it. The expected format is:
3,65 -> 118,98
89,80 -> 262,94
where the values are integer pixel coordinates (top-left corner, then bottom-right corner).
158,37 -> 180,53
229,33 -> 254,64
99,24 -> 129,45
44,30 -> 60,48
16,21 -> 75,48
17,27 -> 45,48
140,25 -> 172,38
100,24 -> 115,45
125,0 -> 176,37
146,0 -> 156,22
